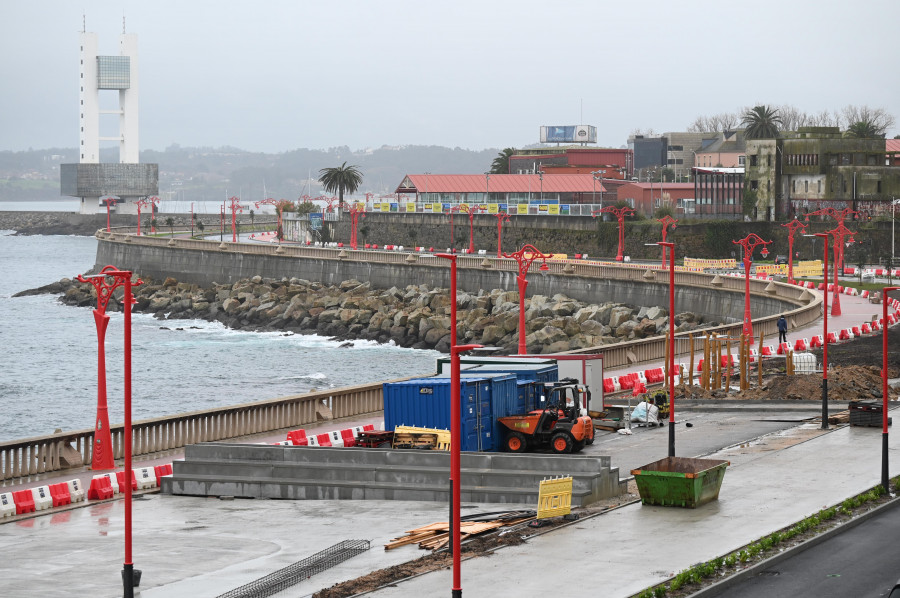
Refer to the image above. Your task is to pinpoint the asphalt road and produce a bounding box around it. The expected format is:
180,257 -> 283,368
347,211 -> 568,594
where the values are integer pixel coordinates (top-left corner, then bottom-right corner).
720,499 -> 900,598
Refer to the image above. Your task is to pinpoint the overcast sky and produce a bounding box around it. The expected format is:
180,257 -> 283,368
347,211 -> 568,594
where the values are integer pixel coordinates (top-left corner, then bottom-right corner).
1,0 -> 897,154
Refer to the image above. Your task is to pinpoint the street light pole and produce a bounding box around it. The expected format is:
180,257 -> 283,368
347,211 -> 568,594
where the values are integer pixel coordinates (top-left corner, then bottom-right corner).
891,198 -> 900,264
435,253 -> 481,598
592,205 -> 635,262
659,241 -> 676,456
538,170 -> 544,203
882,286 -> 897,493
815,232 -> 830,429
494,212 -> 511,258
782,219 -> 808,285
502,245 -> 552,354
732,233 -> 773,344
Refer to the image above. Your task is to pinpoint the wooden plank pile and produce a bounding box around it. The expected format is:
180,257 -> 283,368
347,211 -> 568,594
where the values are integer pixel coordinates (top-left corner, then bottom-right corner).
828,410 -> 850,425
385,512 -> 535,552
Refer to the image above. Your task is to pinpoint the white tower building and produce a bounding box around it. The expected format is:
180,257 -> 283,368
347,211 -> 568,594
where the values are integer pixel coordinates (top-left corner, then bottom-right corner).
63,26 -> 157,214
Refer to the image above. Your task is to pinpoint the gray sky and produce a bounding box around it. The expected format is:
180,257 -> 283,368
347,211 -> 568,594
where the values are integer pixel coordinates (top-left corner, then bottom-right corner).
1,0 -> 897,153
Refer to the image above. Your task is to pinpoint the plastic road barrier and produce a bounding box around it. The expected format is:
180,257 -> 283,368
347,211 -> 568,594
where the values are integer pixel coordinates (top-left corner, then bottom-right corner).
153,464 -> 173,482
631,457 -> 730,508
363,424 -> 375,431
88,475 -> 114,500
116,470 -> 138,492
66,479 -> 85,503
30,486 -> 53,511
271,440 -> 291,446
315,433 -> 332,447
287,429 -> 308,445
777,342 -> 791,355
340,429 -> 356,447
862,323 -> 872,334
794,338 -> 808,351
134,467 -> 157,490
306,435 -> 319,447
48,482 -> 72,507
0,492 -> 16,518
328,430 -> 344,447
12,489 -> 36,514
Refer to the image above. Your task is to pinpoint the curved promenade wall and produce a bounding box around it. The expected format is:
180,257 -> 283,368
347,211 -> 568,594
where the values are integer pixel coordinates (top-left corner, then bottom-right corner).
93,230 -> 821,369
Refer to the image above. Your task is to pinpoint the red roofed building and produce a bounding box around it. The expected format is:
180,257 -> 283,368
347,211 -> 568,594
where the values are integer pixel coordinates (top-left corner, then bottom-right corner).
614,182 -> 696,217
887,139 -> 900,166
395,173 -> 609,207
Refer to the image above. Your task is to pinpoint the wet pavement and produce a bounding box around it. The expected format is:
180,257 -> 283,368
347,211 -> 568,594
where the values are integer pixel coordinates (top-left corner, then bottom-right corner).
1,405 -> 893,598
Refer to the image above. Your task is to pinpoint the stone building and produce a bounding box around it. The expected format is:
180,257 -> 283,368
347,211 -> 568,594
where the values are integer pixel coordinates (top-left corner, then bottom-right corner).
744,127 -> 900,221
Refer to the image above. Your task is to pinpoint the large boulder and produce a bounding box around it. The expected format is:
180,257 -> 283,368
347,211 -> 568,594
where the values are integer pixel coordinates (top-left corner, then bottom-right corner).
608,306 -> 635,329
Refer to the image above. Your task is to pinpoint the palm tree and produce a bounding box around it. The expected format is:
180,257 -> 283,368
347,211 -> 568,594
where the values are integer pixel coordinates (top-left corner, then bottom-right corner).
490,148 -> 516,174
318,162 -> 363,209
845,120 -> 883,139
165,216 -> 175,237
741,105 -> 783,139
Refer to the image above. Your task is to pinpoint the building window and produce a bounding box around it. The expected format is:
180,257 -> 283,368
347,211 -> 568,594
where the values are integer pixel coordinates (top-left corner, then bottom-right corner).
767,155 -> 772,167
751,180 -> 759,191
767,180 -> 771,193
739,155 -> 746,166
818,180 -> 822,193
750,155 -> 758,167
843,179 -> 847,193
668,145 -> 683,152
878,181 -> 882,193
805,181 -> 809,192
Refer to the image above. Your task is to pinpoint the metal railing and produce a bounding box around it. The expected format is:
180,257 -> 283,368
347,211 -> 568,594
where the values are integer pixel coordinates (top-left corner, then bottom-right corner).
0,380 -> 388,482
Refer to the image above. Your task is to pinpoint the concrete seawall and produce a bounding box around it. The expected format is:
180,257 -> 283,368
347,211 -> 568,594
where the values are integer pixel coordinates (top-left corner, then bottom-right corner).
94,237 -> 794,325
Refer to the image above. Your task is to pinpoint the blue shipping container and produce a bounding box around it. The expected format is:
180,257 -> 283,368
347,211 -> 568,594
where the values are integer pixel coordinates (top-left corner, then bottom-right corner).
383,377 -> 495,452
468,364 -> 559,386
433,372 -> 518,449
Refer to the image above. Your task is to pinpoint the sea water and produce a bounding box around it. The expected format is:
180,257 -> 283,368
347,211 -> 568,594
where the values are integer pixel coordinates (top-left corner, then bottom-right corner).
0,231 -> 439,442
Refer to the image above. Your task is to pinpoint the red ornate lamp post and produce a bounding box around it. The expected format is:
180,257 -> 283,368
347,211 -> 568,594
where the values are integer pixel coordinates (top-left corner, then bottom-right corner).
147,196 -> 160,234
781,218 -> 808,284
806,207 -> 859,316
732,233 -> 772,344
822,221 -> 857,316
76,266 -> 136,470
347,203 -> 366,250
657,215 -> 677,269
102,197 -> 118,232
502,244 -> 552,354
463,204 -> 485,254
435,252 -> 481,598
494,212 -> 511,258
108,268 -> 141,597
445,205 -> 462,253
592,205 -> 635,261
134,199 -> 149,236
227,196 -> 244,243
254,198 -> 278,241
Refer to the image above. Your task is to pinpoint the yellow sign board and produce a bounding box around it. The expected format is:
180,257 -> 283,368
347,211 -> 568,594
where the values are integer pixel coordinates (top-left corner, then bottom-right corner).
537,476 -> 573,519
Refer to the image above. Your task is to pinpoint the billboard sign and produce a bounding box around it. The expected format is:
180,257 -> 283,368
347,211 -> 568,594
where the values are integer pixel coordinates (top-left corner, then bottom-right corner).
540,125 -> 597,144
309,213 -> 323,230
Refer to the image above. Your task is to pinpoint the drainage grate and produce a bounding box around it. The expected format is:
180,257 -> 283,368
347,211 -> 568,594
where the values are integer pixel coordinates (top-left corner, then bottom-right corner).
216,539 -> 371,598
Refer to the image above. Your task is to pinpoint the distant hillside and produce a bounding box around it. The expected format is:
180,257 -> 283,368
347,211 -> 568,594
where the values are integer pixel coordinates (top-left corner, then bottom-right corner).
0,145 -> 501,201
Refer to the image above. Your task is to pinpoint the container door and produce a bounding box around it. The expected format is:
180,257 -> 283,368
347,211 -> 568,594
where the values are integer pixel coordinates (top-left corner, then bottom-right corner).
478,382 -> 494,451
461,383 -> 479,452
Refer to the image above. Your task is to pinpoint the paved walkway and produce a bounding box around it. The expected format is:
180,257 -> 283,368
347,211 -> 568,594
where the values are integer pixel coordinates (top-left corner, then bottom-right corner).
610,283 -> 893,382
367,415 -> 900,598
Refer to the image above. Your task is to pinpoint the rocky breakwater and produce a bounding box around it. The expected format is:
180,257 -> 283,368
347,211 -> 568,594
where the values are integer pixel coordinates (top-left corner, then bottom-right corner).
25,275 -> 716,354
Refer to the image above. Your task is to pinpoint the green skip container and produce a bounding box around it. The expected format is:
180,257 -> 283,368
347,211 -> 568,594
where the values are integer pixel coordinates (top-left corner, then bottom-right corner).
631,457 -> 730,508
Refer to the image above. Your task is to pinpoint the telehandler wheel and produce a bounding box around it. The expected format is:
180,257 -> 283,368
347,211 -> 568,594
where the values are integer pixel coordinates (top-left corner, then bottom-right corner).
505,431 -> 528,453
551,432 -> 573,454
572,440 -> 585,453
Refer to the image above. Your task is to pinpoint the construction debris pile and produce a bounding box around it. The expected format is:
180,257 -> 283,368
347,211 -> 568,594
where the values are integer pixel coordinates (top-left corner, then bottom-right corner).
385,510 -> 535,552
